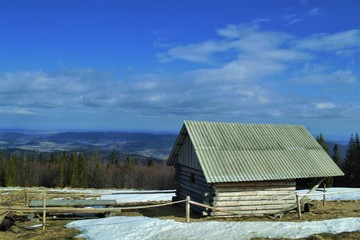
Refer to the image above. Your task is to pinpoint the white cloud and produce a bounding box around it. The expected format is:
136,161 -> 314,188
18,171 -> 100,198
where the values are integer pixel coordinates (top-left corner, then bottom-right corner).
315,102 -> 336,109
0,108 -> 36,115
282,14 -> 301,25
157,40 -> 231,63
291,69 -> 358,85
307,7 -> 322,16
157,23 -> 297,65
1,22 -> 359,128
295,30 -> 360,56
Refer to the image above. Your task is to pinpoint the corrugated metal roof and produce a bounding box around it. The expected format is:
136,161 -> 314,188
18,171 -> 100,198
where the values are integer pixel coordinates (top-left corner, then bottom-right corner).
168,120 -> 344,183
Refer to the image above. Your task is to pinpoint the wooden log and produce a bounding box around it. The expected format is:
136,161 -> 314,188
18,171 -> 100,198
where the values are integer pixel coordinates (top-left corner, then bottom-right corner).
210,210 -> 273,217
214,180 -> 295,188
0,199 -> 187,214
175,175 -> 208,188
176,171 -> 207,183
29,199 -> 117,207
213,186 -> 296,193
176,195 -> 207,214
213,194 -> 295,202
24,192 -> 29,207
300,177 -> 325,205
177,192 -> 204,204
323,183 -> 326,206
177,186 -> 207,198
42,194 -> 46,231
190,201 -> 289,217
175,175 -> 209,190
209,204 -> 295,211
103,190 -> 176,195
214,190 -> 294,197
212,199 -> 296,207
178,164 -> 205,175
176,179 -> 209,194
186,196 -> 190,223
296,193 -> 301,220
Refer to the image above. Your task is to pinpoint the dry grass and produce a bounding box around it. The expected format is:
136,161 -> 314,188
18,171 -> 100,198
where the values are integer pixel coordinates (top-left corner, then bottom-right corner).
0,219 -> 83,240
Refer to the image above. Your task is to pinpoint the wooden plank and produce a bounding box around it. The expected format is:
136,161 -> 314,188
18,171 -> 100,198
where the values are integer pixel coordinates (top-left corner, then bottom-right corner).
176,174 -> 207,187
175,175 -> 209,189
177,186 -> 209,199
213,194 -> 295,201
214,180 -> 295,188
29,199 -> 117,207
186,196 -> 190,223
212,199 -> 295,207
214,190 -> 294,197
300,177 -> 325,205
209,204 -> 295,211
214,186 -> 296,193
177,181 -> 209,196
104,190 -> 176,195
177,190 -> 206,203
175,171 -> 208,185
210,210 -> 272,216
177,167 -> 205,176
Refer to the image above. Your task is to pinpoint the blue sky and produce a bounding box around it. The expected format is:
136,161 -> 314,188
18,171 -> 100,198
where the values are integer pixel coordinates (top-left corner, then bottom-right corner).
0,0 -> 359,140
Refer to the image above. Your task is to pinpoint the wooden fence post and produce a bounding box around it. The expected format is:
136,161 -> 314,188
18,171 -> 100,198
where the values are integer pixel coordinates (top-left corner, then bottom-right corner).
323,183 -> 326,206
42,193 -> 46,231
296,193 -> 301,220
24,192 -> 29,207
186,196 -> 190,223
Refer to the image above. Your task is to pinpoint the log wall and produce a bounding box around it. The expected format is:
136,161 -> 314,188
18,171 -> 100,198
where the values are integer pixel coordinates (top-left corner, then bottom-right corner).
210,180 -> 296,216
174,164 -> 211,214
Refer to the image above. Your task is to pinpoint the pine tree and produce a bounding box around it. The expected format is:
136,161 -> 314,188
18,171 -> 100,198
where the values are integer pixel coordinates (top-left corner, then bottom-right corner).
57,152 -> 67,188
316,133 -> 333,186
0,151 -> 5,186
21,152 -> 31,187
6,155 -> 17,186
91,152 -> 102,188
331,144 -> 342,186
316,133 -> 329,154
343,134 -> 359,186
354,133 -> 360,187
110,150 -> 119,166
78,153 -> 88,188
123,156 -> 136,188
69,152 -> 80,187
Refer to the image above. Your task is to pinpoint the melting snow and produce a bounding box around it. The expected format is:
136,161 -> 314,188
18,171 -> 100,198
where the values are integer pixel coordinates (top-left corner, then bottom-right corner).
67,216 -> 360,240
65,187 -> 360,240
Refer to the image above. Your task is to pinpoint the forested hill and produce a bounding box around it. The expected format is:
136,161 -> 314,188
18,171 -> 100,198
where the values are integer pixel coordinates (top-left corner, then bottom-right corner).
0,131 -> 177,160
0,130 -> 349,160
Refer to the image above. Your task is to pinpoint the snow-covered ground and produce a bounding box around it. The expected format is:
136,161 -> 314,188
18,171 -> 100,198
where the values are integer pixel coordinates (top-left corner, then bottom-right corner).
0,187 -> 176,203
65,188 -> 360,240
3,187 -> 358,202
297,187 -> 360,201
67,216 -> 360,240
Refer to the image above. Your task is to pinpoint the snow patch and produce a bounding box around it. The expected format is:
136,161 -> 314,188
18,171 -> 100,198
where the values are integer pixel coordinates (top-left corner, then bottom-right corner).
67,216 -> 360,240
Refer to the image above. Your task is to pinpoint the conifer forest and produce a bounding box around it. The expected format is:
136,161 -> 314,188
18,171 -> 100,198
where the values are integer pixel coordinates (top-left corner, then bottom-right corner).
0,132 -> 359,189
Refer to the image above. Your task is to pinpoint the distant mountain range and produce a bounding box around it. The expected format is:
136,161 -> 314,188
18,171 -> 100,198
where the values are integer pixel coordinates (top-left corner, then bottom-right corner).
0,131 -> 178,160
0,130 -> 348,161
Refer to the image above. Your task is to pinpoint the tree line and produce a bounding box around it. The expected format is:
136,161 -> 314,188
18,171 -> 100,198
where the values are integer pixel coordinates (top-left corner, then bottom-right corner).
315,132 -> 360,188
0,150 -> 175,190
0,132 -> 359,190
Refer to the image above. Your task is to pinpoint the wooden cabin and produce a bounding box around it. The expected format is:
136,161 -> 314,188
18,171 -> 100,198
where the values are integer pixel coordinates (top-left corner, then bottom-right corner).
167,121 -> 344,216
